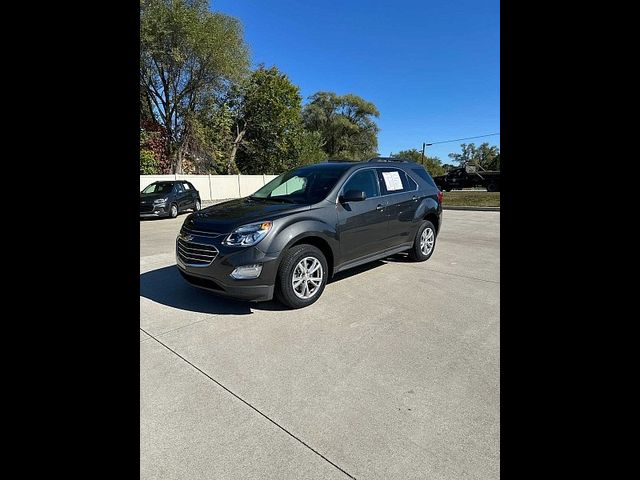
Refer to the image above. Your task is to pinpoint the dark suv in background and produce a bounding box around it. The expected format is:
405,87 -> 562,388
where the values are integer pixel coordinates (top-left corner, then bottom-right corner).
176,159 -> 442,308
140,180 -> 201,218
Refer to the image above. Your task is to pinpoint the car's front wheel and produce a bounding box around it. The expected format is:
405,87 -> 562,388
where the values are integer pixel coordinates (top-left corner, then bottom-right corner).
194,199 -> 201,211
408,220 -> 437,262
169,203 -> 178,218
275,244 -> 328,309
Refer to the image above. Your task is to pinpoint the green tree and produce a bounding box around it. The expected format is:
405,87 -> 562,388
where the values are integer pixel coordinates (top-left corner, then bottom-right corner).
303,92 -> 379,159
448,142 -> 500,170
140,149 -> 159,174
140,88 -> 155,123
179,97 -> 236,174
391,149 -> 446,176
230,66 -> 308,174
292,130 -> 328,166
140,0 -> 249,173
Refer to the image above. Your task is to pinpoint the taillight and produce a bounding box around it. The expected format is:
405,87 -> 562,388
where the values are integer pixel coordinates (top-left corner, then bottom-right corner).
437,191 -> 443,204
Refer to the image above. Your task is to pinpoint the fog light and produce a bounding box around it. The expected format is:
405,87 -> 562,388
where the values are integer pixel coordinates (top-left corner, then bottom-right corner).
230,264 -> 263,280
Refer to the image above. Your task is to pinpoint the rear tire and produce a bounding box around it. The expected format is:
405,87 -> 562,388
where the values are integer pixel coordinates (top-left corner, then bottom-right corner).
408,220 -> 437,262
487,183 -> 497,192
275,244 -> 328,309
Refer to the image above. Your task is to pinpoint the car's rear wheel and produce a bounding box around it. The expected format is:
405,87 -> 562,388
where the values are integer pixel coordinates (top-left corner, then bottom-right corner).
275,244 -> 328,309
487,183 -> 497,192
408,220 -> 437,262
169,203 -> 178,218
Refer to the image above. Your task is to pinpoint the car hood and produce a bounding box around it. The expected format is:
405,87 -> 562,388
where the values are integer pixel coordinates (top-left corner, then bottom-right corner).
186,197 -> 310,233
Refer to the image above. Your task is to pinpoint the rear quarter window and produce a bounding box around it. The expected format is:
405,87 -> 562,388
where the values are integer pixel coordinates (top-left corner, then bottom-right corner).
411,167 -> 437,188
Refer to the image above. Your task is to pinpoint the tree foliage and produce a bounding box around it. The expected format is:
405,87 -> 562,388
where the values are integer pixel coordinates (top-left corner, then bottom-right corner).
140,0 -> 249,173
140,120 -> 171,173
392,149 -> 446,176
303,92 -> 379,160
232,66 -> 316,174
139,2 -> 385,176
140,149 -> 158,174
448,142 -> 500,170
292,130 -> 328,166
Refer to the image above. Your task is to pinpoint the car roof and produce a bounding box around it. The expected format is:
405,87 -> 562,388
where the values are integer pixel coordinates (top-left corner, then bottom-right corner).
312,159 -> 421,169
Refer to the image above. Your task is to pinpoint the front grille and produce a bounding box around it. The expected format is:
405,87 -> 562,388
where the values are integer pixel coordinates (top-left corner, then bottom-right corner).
181,225 -> 224,238
140,204 -> 154,213
177,237 -> 219,266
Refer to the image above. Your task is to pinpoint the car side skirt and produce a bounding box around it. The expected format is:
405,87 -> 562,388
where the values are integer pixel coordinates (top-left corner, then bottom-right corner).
333,242 -> 413,275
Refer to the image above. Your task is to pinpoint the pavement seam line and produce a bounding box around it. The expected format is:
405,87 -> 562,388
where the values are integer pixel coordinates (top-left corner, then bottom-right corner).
421,268 -> 500,284
391,264 -> 500,284
140,327 -> 357,480
140,317 -> 212,342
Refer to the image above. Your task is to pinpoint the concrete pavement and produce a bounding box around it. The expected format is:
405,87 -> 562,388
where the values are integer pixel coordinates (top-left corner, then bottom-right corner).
140,210 -> 500,479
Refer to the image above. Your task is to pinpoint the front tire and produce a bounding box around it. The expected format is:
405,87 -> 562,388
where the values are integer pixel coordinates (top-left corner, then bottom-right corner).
275,244 -> 328,309
194,199 -> 201,211
408,220 -> 437,262
169,203 -> 178,218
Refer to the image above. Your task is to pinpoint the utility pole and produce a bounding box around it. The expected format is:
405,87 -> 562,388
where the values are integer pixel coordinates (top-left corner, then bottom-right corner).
421,142 -> 432,166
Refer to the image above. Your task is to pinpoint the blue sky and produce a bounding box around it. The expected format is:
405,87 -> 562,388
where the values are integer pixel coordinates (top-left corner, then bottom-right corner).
213,0 -> 499,162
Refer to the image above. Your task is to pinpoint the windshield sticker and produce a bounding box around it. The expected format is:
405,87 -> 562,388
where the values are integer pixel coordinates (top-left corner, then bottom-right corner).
382,171 -> 403,191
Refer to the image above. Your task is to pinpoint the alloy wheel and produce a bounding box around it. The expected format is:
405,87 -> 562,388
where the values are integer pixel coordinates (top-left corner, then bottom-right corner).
291,256 -> 323,299
420,227 -> 435,256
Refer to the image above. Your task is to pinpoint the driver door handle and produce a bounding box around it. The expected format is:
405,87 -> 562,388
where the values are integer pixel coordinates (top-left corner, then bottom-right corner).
412,195 -> 418,201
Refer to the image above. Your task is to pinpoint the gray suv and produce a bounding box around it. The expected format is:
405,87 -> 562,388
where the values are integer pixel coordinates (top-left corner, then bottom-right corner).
177,159 -> 442,308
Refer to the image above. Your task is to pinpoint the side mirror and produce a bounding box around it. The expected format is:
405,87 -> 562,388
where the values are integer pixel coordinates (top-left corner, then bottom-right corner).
340,189 -> 367,202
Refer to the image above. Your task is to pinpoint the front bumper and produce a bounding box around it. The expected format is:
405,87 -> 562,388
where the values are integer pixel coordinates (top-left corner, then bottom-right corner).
175,232 -> 281,302
140,205 -> 169,217
177,269 -> 275,301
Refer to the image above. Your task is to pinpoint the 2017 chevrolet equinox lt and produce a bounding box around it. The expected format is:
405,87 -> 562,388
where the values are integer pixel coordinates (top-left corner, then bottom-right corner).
176,158 -> 442,308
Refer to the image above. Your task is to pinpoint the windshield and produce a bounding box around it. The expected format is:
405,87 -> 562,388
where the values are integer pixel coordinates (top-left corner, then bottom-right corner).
251,166 -> 347,204
142,182 -> 174,194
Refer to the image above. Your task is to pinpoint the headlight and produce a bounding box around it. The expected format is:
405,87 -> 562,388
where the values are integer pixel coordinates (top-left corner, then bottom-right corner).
153,198 -> 167,205
223,221 -> 272,247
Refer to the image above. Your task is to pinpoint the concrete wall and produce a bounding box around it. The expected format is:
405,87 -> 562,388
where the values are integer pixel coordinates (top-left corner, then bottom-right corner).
140,174 -> 279,201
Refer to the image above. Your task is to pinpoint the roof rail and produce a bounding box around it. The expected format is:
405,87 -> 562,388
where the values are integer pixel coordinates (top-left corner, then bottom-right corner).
327,158 -> 357,163
367,157 -> 412,163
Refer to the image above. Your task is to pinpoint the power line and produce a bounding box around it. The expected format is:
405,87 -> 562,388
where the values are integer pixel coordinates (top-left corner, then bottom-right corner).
425,133 -> 500,146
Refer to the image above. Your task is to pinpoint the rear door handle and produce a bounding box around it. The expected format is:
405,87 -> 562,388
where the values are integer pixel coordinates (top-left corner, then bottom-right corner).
412,195 -> 418,201
376,204 -> 385,211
